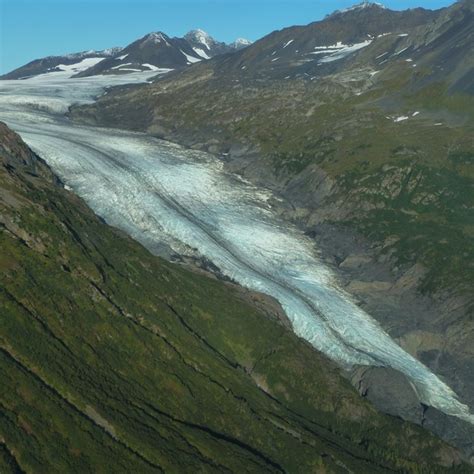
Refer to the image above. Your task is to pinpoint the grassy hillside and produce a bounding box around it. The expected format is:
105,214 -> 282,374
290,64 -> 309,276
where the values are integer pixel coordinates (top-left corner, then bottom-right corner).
0,123 -> 469,473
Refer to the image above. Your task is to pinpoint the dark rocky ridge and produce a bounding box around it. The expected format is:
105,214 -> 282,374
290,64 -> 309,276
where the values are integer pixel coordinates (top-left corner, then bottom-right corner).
1,30 -> 251,80
209,2 -> 439,80
184,29 -> 246,57
74,32 -> 205,76
74,29 -> 251,77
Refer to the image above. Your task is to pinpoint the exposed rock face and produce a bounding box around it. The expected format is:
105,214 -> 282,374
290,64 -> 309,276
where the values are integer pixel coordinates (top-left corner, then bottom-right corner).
350,366 -> 424,424
0,122 -> 56,181
350,364 -> 474,464
184,29 -> 249,57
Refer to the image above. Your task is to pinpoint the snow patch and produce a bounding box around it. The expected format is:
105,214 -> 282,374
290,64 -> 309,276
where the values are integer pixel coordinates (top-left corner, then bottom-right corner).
331,2 -> 386,15
142,63 -> 158,71
181,50 -> 201,64
315,40 -> 372,63
40,57 -> 106,78
232,38 -> 252,48
116,54 -> 129,61
283,39 -> 294,48
142,64 -> 174,74
193,47 -> 210,59
144,32 -> 171,46
395,47 -> 409,55
188,29 -> 212,49
111,63 -> 132,70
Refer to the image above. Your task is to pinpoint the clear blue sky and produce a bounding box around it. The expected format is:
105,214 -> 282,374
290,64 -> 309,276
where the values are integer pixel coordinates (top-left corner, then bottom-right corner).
0,0 -> 456,74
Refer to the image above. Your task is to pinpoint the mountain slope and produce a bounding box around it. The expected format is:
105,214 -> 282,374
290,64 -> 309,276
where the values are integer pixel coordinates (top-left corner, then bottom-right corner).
70,0 -> 474,457
75,30 -> 251,77
208,2 -> 438,79
1,29 -> 251,80
0,48 -> 122,80
0,122 -> 469,472
184,29 -> 250,57
74,32 -> 202,76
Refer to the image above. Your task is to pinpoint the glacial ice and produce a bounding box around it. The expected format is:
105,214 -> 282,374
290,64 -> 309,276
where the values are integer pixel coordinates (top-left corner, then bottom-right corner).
0,72 -> 473,425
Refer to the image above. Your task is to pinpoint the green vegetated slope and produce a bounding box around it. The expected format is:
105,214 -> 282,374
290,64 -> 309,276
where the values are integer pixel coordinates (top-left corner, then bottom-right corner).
0,124 -> 469,474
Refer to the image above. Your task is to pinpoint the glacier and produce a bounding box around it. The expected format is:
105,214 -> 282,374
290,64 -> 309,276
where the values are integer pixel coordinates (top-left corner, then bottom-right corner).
0,72 -> 473,425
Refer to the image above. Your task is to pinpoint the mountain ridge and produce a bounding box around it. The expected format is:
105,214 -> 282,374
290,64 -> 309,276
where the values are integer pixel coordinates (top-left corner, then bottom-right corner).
1,29 -> 252,80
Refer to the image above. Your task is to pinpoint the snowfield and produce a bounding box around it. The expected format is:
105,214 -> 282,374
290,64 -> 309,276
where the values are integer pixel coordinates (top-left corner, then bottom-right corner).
313,40 -> 373,63
0,72 -> 473,425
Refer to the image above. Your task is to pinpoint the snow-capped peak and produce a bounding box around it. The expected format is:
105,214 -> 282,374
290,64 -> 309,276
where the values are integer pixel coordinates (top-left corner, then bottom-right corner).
100,47 -> 123,57
230,38 -> 253,49
185,29 -> 214,50
328,1 -> 386,17
143,32 -> 171,46
234,38 -> 252,46
47,47 -> 122,61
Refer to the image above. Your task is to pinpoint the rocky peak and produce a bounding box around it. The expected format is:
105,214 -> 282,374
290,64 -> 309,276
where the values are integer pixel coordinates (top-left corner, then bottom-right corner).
184,29 -> 215,50
141,31 -> 172,46
230,38 -> 253,49
328,1 -> 387,18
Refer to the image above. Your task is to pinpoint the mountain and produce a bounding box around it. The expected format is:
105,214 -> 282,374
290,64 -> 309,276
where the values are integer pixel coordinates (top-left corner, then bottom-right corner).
75,30 -> 252,77
0,48 -> 122,80
184,29 -> 226,57
184,30 -> 252,55
210,2 -> 439,79
1,120 -> 468,472
1,30 -> 252,80
230,37 -> 253,49
184,29 -> 251,57
70,0 -> 474,458
74,31 -> 204,77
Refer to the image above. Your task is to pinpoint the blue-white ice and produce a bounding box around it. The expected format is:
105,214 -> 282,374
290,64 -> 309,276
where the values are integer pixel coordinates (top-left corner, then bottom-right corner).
0,73 -> 472,424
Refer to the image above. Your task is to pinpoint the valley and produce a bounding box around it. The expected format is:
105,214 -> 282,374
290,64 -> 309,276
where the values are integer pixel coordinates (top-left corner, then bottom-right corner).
1,0 -> 473,470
